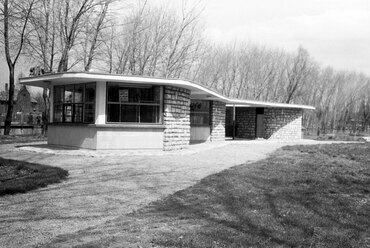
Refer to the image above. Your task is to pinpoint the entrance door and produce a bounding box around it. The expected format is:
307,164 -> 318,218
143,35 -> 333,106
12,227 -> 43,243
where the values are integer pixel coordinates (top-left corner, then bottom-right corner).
256,108 -> 264,138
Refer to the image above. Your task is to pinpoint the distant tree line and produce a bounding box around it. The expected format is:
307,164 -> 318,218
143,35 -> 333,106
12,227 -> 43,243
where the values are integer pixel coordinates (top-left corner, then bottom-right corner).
1,0 -> 369,135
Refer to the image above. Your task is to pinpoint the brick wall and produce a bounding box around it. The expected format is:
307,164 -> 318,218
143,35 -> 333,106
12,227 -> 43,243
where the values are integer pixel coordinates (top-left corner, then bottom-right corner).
163,86 -> 191,151
235,108 -> 256,139
210,101 -> 226,141
264,108 -> 302,140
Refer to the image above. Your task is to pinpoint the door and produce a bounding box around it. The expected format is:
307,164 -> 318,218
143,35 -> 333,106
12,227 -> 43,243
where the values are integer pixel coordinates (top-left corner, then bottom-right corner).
256,108 -> 264,138
256,114 -> 264,138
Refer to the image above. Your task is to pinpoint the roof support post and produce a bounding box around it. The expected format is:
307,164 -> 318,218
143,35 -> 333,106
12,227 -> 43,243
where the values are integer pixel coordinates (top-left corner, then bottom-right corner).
232,104 -> 236,140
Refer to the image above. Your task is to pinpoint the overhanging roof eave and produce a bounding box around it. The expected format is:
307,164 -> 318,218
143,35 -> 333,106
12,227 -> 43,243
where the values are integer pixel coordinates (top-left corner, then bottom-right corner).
226,101 -> 315,110
19,72 -> 314,110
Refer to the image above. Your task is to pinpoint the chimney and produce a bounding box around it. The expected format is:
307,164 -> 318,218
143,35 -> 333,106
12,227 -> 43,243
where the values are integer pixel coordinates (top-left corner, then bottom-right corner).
5,83 -> 8,93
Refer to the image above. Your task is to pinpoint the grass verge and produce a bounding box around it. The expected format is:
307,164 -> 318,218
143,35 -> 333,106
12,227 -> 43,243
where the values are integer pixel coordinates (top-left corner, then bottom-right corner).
113,143 -> 370,248
0,134 -> 47,144
0,158 -> 68,196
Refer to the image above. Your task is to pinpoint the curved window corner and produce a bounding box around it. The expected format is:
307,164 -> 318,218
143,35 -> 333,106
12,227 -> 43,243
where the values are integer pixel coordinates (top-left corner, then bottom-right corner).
53,83 -> 96,123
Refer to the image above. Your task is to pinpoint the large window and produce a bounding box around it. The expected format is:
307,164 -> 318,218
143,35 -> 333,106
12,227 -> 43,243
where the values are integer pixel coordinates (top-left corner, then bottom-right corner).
190,100 -> 210,126
106,83 -> 162,123
53,83 -> 95,123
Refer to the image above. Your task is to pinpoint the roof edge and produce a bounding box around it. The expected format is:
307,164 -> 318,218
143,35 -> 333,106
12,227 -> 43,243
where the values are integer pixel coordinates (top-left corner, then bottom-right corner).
20,72 -> 315,110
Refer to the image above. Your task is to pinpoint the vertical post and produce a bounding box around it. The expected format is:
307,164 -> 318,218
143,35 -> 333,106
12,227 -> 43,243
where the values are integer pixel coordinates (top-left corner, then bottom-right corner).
49,85 -> 54,124
232,104 -> 236,140
95,82 -> 106,124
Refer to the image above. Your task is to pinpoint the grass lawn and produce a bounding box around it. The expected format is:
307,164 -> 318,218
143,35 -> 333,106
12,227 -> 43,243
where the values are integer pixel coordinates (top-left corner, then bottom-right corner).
0,134 -> 47,144
118,143 -> 370,248
0,158 -> 68,196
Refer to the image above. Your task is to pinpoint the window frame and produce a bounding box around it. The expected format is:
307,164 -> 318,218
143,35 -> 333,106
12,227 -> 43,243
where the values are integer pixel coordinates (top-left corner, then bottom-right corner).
53,83 -> 96,124
190,100 -> 211,127
105,82 -> 163,124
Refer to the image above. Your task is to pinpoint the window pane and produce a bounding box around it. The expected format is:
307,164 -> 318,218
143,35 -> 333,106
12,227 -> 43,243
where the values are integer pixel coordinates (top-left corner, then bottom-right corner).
121,105 -> 138,122
107,83 -> 119,102
85,83 -> 95,102
84,104 -> 95,123
64,104 -> 73,122
54,86 -> 64,103
190,100 -> 210,126
140,105 -> 160,123
118,88 -> 139,103
107,104 -> 120,122
74,104 -> 83,123
53,83 -> 96,124
107,84 -> 162,124
140,87 -> 160,103
74,85 -> 84,103
190,100 -> 209,112
54,104 -> 63,122
64,85 -> 74,103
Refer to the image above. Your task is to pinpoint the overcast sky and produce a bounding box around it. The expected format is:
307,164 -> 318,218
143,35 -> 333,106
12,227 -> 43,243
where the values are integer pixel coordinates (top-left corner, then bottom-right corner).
163,0 -> 370,75
1,0 -> 369,86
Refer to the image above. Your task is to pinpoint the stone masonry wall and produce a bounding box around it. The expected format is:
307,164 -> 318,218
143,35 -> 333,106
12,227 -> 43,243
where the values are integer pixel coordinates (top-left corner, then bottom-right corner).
210,101 -> 226,142
264,108 -> 302,140
163,86 -> 191,151
235,108 -> 256,139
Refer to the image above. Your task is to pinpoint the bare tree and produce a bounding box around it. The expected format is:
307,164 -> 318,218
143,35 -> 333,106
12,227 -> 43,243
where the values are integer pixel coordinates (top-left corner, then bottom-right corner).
285,46 -> 311,103
84,1 -> 111,71
0,0 -> 36,135
26,0 -> 58,134
57,0 -> 106,72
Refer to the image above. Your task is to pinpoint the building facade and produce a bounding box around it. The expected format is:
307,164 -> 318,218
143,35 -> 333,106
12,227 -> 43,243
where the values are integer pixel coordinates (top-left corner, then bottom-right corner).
20,72 -> 314,150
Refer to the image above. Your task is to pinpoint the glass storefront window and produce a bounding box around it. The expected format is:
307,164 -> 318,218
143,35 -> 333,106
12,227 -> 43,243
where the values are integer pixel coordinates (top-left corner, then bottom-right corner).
53,83 -> 96,123
106,83 -> 162,124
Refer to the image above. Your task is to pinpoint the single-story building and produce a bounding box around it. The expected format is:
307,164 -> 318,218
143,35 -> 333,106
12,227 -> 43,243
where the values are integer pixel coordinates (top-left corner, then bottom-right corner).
20,72 -> 314,150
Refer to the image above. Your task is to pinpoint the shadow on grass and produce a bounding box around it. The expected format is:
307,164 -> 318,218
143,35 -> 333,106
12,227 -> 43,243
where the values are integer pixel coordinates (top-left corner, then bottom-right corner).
0,158 -> 68,196
33,143 -> 370,248
135,143 -> 370,248
14,144 -> 81,151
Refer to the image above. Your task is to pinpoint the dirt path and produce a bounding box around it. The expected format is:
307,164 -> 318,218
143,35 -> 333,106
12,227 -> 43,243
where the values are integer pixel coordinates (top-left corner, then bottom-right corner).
0,140 -> 344,247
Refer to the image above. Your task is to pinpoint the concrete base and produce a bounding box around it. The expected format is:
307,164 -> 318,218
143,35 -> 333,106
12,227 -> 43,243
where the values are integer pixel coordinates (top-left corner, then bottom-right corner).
190,126 -> 210,143
48,124 -> 165,150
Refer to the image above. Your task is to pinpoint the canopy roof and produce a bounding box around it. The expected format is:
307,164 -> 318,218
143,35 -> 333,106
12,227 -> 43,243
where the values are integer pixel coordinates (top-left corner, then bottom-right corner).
20,72 -> 315,110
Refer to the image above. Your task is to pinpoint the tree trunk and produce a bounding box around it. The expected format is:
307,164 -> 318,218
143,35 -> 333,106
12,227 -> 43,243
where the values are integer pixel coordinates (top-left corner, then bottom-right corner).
42,88 -> 49,135
4,67 -> 15,135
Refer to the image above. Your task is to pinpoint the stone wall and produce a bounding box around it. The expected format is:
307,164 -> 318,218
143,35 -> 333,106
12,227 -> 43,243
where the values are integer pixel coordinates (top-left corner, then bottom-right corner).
235,108 -> 256,139
163,86 -> 191,150
210,101 -> 226,141
264,108 -> 302,140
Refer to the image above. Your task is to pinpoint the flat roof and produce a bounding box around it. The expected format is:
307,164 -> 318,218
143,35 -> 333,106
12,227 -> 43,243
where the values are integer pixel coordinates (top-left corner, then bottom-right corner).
20,72 -> 315,110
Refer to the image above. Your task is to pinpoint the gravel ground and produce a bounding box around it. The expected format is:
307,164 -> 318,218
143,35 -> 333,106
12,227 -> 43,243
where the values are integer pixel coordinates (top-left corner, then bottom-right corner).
0,139 -> 350,247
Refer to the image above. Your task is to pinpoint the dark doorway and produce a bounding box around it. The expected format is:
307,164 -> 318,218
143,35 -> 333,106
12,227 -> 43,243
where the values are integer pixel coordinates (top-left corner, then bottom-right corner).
256,108 -> 264,138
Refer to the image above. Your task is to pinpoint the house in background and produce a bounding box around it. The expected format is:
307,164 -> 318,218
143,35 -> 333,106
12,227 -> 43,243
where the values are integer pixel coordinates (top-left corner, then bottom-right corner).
0,84 -> 13,115
0,83 -> 39,124
20,72 -> 314,150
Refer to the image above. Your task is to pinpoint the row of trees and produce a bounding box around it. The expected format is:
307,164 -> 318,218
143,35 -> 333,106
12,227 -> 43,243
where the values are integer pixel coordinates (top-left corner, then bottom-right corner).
195,44 -> 370,134
1,0 -> 113,134
1,0 -> 369,135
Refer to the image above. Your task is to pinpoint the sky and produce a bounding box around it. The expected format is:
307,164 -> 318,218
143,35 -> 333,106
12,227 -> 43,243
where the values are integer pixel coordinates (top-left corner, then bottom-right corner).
1,0 -> 369,87
164,0 -> 370,75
